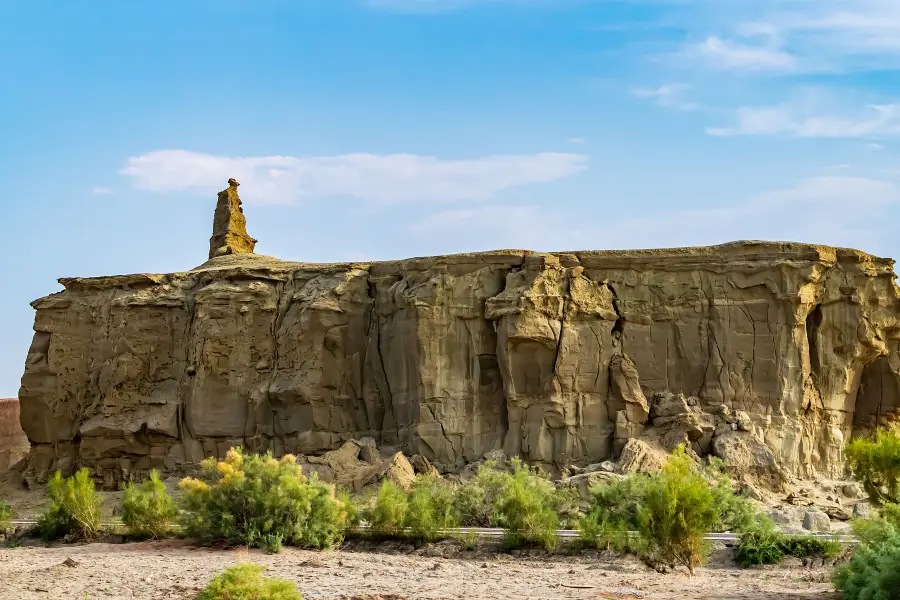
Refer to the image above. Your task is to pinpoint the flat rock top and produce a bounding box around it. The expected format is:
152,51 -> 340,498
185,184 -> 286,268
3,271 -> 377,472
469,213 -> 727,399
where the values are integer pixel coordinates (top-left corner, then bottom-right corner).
53,240 -> 894,291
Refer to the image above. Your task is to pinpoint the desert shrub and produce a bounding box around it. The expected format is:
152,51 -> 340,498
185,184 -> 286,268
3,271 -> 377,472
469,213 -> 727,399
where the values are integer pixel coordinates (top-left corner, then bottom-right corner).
178,448 -> 350,551
833,504 -> 900,599
364,475 -> 458,542
366,480 -> 409,537
704,461 -> 759,534
577,475 -> 648,553
451,480 -> 490,527
0,500 -> 11,532
737,517 -> 843,568
735,519 -> 786,567
846,424 -> 900,505
121,469 -> 176,539
491,459 -> 560,550
196,564 -> 302,600
404,475 -> 458,542
36,469 -> 103,541
636,446 -> 718,574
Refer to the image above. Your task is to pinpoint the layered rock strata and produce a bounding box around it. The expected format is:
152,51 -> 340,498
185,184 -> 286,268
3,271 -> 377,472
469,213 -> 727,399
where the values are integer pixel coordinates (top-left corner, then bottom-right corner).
0,398 -> 30,471
17,242 -> 900,485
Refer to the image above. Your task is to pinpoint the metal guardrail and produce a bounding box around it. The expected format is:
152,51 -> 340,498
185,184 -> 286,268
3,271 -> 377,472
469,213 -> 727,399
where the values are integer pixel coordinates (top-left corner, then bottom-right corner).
7,520 -> 857,544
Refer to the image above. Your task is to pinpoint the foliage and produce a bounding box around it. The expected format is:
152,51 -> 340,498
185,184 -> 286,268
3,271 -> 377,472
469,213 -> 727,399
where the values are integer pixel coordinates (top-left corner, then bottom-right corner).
364,476 -> 458,542
404,476 -> 458,542
366,480 -> 409,537
577,474 -> 648,553
833,504 -> 900,600
0,500 -> 11,532
737,517 -> 842,568
703,460 -> 759,534
846,424 -> 900,505
121,469 -> 176,539
36,469 -> 103,541
178,448 -> 350,551
491,459 -> 560,550
195,564 -> 303,600
635,446 -> 719,574
734,519 -> 786,567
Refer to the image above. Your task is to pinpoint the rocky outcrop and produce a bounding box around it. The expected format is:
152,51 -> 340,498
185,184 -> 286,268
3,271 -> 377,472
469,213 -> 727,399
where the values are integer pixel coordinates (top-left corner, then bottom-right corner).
0,398 -> 30,471
16,240 -> 900,486
209,179 -> 257,259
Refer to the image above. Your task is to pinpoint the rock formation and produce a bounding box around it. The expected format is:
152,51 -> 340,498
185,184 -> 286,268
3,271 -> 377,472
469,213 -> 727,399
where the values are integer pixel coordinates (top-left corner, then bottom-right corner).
0,398 -> 30,471
209,178 -> 257,259
15,182 -> 900,486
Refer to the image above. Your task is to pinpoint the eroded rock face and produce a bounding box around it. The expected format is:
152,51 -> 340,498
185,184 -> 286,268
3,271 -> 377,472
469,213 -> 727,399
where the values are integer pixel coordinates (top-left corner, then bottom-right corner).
17,242 -> 900,485
209,179 -> 257,259
0,398 -> 30,471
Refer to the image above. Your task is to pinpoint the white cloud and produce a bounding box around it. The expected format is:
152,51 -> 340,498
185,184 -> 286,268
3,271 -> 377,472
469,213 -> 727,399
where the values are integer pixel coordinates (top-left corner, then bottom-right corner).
601,175 -> 900,252
632,83 -> 698,111
676,35 -> 797,72
119,150 -> 588,205
92,186 -> 113,195
707,102 -> 900,138
867,142 -> 885,150
412,176 -> 900,257
567,137 -> 587,144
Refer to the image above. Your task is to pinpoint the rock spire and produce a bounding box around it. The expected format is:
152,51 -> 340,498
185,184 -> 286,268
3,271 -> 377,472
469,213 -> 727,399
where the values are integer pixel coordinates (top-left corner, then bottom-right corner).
209,178 -> 257,259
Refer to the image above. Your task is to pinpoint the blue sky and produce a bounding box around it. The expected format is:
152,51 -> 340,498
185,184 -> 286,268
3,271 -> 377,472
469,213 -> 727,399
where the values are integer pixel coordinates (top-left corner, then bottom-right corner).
2,0 -> 899,396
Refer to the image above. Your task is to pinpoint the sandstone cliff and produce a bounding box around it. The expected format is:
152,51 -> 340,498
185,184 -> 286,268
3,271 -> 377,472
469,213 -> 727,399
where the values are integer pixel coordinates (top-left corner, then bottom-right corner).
17,242 -> 900,486
0,398 -> 30,471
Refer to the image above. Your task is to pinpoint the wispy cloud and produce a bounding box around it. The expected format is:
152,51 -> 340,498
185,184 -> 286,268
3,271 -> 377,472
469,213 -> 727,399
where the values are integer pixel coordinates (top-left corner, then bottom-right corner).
674,35 -> 798,72
412,175 -> 900,255
567,137 -> 587,144
707,102 -> 900,138
92,186 -> 113,195
632,83 -> 698,111
119,150 -> 588,205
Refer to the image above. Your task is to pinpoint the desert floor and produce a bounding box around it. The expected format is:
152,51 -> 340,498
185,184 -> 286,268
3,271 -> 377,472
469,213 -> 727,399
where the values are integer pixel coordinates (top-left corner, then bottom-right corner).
0,539 -> 839,600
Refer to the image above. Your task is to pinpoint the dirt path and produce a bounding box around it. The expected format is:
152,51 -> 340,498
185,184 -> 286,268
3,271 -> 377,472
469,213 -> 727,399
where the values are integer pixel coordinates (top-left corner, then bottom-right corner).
0,540 -> 838,600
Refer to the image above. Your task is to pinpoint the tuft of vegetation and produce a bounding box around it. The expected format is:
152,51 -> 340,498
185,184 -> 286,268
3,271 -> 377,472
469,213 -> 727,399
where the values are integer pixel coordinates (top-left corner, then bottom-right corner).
833,504 -> 900,600
846,424 -> 900,505
121,469 -> 176,539
0,500 -> 11,533
493,460 -> 561,550
195,564 -> 303,600
36,469 -> 103,541
178,448 -> 351,551
366,479 -> 409,538
735,518 -> 842,568
704,458 -> 759,534
365,475 -> 459,543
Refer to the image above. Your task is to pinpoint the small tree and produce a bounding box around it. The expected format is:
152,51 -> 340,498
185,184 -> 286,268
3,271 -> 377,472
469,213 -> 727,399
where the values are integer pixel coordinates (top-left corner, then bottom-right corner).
121,470 -> 176,539
833,504 -> 900,599
637,446 -> 718,574
846,424 -> 900,505
36,469 -> 103,541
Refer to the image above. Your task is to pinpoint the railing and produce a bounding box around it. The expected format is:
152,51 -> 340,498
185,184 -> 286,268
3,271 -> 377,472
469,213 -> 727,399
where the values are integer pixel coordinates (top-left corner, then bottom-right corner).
7,520 -> 858,543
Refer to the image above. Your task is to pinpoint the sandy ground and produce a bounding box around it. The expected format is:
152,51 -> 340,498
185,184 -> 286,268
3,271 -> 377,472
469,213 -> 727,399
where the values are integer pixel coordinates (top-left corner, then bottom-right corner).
0,539 -> 839,600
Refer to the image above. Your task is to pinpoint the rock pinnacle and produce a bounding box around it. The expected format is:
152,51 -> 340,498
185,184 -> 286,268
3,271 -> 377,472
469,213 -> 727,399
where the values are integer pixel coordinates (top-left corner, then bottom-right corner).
209,178 -> 258,259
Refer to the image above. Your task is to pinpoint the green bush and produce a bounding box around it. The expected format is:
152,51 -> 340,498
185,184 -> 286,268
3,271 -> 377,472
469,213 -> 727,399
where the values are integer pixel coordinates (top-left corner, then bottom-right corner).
121,470 -> 176,539
492,459 -> 560,550
704,461 -> 759,534
178,448 -> 350,551
833,504 -> 900,599
734,519 -> 786,567
636,446 -> 719,574
577,475 -> 648,553
451,480 -> 490,527
405,476 -> 458,542
366,480 -> 409,537
365,476 -> 458,542
737,517 -> 843,568
846,424 -> 900,505
36,469 -> 103,541
196,564 -> 302,600
0,500 -> 11,532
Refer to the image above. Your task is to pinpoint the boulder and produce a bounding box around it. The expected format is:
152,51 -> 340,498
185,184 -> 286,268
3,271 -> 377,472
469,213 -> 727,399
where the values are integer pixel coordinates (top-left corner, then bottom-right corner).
802,509 -> 831,533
